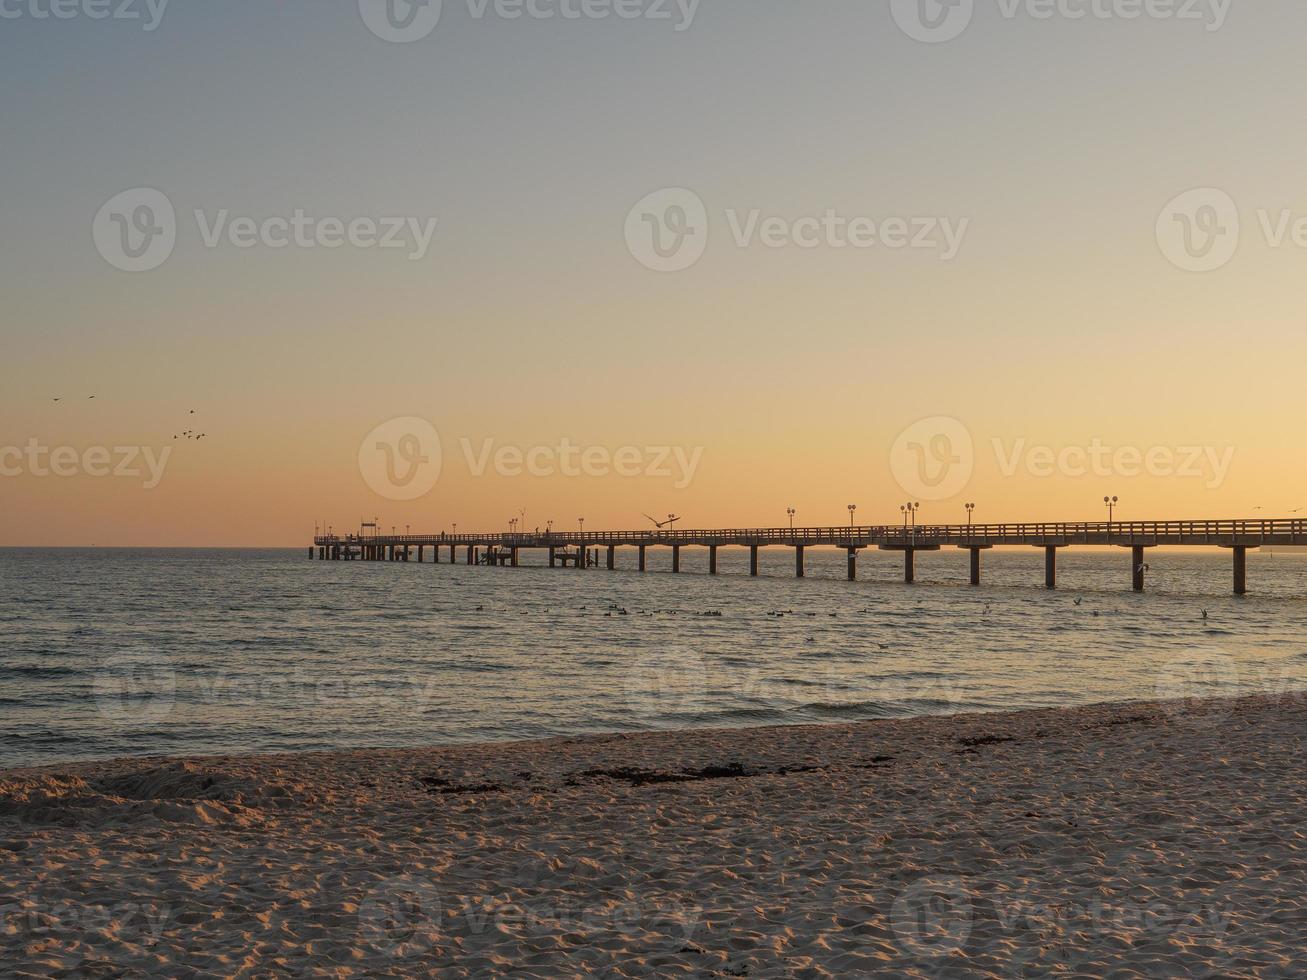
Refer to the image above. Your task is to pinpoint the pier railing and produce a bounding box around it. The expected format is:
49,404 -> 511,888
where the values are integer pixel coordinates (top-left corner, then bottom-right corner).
315,519 -> 1307,550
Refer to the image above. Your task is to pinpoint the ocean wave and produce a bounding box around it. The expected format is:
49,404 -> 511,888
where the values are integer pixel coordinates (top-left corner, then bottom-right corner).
792,700 -> 898,719
0,664 -> 80,678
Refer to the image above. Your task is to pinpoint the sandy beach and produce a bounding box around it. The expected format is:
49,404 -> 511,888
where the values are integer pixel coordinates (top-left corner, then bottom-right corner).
3,694 -> 1306,977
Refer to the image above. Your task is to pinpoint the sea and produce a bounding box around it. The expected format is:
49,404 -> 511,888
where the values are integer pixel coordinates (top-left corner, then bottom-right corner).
5,546 -> 1307,769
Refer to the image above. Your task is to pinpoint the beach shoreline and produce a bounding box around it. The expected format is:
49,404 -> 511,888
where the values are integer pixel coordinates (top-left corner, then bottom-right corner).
4,694 -> 1306,975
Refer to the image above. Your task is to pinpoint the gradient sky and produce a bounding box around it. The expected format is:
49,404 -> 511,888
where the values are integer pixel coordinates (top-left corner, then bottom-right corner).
3,1 -> 1305,545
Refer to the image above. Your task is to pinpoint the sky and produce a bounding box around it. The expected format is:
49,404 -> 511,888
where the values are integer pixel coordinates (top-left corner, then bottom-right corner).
3,0 -> 1305,545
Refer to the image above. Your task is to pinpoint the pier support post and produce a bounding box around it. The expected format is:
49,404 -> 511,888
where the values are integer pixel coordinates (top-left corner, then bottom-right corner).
969,547 -> 981,586
904,549 -> 915,584
1045,547 -> 1057,590
466,546 -> 474,565
1132,546 -> 1146,592
709,546 -> 718,575
418,545 -> 424,563
511,547 -> 519,567
750,546 -> 759,577
433,545 -> 439,564
847,547 -> 857,581
1233,545 -> 1248,596
448,545 -> 455,564
607,546 -> 615,571
638,545 -> 647,572
795,545 -> 805,578
672,546 -> 681,573
549,547 -> 556,568
577,544 -> 588,570
403,546 -> 410,562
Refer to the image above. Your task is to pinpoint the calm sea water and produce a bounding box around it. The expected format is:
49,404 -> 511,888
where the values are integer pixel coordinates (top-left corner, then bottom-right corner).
5,546 -> 1307,769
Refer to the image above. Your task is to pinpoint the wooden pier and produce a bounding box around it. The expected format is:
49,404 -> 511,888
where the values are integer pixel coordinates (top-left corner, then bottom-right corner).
311,519 -> 1307,596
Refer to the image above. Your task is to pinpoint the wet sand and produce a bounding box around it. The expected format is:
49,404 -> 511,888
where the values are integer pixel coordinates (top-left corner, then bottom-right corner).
3,694 -> 1306,976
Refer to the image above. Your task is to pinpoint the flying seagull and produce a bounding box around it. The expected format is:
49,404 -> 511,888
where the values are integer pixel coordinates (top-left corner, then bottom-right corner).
643,513 -> 681,529
52,397 -> 61,402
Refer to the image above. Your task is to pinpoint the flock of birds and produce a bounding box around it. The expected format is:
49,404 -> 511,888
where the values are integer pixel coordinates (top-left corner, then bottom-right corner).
50,397 -> 209,442
174,408 -> 205,441
455,586 -> 1214,625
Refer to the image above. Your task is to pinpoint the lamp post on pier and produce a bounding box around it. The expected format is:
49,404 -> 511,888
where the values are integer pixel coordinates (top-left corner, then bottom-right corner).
1104,495 -> 1119,534
901,502 -> 920,540
847,504 -> 857,528
965,503 -> 975,528
787,507 -> 796,531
